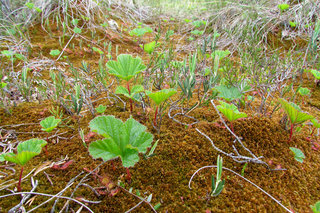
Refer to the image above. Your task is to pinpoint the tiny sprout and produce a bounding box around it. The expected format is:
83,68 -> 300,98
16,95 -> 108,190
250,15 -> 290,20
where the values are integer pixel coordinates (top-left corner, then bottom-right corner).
96,104 -> 107,114
191,30 -> 204,36
289,21 -> 297,28
298,87 -> 311,96
216,100 -> 247,133
211,155 -> 225,197
278,98 -> 314,141
40,116 -> 61,133
40,116 -> 61,155
278,4 -> 289,12
289,147 -> 305,163
73,27 -> 82,34
140,41 -> 157,54
50,49 -> 60,57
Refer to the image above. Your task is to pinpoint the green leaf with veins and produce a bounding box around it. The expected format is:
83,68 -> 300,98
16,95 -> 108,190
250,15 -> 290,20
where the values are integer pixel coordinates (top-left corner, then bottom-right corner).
216,101 -> 247,122
106,54 -> 146,81
40,116 -> 61,133
0,138 -> 47,166
146,88 -> 177,106
89,116 -> 153,168
278,98 -> 313,125
115,85 -> 144,100
289,147 -> 305,163
213,85 -> 242,101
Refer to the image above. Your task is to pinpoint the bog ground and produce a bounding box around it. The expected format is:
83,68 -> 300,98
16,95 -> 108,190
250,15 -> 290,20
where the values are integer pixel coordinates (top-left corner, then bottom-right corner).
0,0 -> 320,212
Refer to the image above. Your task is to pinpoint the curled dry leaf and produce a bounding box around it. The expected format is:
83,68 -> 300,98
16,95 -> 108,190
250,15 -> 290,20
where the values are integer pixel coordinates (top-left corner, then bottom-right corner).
84,132 -> 97,142
312,142 -> 320,151
51,160 -> 73,170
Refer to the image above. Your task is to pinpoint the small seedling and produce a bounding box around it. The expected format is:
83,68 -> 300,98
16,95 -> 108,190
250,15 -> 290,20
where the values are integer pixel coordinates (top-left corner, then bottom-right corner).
289,147 -> 305,163
146,88 -> 177,127
96,104 -> 107,114
297,87 -> 311,104
144,139 -> 159,159
25,2 -> 42,13
140,41 -> 157,54
191,30 -> 204,36
106,54 -> 146,112
73,27 -> 82,34
211,155 -> 225,197
241,162 -> 248,177
129,27 -> 152,43
50,49 -> 61,57
192,20 -> 206,28
278,98 -> 314,141
216,100 -> 247,133
40,116 -> 61,155
298,87 -> 311,96
88,115 -> 153,182
289,21 -> 297,28
0,138 -> 47,191
278,4 -> 289,12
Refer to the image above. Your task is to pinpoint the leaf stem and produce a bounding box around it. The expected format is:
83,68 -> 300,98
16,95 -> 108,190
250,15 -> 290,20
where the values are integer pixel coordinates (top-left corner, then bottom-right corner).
154,106 -> 158,127
311,127 -> 316,137
126,167 -> 131,182
289,123 -> 294,142
230,122 -> 234,134
17,166 -> 24,192
127,81 -> 133,112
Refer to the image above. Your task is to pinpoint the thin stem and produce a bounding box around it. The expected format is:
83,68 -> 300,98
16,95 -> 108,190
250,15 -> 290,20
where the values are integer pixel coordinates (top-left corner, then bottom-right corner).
111,161 -> 116,171
126,167 -> 131,182
230,122 -> 234,134
289,124 -> 294,142
17,166 -> 24,192
45,134 -> 49,157
154,106 -> 158,127
310,127 -> 315,137
127,81 -> 133,112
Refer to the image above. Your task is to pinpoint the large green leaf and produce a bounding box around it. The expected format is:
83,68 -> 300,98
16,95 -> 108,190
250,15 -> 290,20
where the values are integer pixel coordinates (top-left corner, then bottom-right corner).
129,27 -> 152,37
211,50 -> 230,59
115,85 -> 144,100
40,116 -> 61,133
213,85 -> 242,101
17,138 -> 47,153
216,101 -> 247,122
146,88 -> 177,106
89,116 -> 153,168
106,54 -> 146,81
0,138 -> 47,166
279,98 -> 313,124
